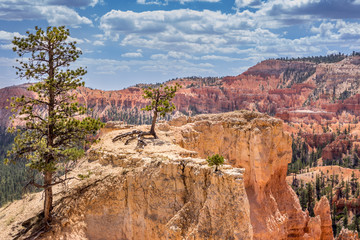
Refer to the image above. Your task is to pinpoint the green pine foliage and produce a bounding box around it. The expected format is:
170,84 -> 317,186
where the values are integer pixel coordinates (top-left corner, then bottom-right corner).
141,83 -> 181,138
0,127 -> 40,206
6,26 -> 103,222
206,154 -> 225,172
275,53 -> 347,63
291,170 -> 360,237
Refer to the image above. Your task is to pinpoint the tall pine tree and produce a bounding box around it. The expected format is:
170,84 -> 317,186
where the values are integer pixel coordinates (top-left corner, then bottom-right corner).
6,26 -> 103,223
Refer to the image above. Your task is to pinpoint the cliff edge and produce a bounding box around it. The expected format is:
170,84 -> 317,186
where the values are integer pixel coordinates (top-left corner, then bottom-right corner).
0,111 -> 333,239
167,110 -> 333,239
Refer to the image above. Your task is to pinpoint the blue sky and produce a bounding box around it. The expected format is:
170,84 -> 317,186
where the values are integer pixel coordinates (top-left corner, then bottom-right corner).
1,0 -> 360,90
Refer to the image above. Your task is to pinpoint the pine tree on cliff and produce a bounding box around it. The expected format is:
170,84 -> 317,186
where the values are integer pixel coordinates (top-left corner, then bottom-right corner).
112,83 -> 181,147
141,84 -> 181,138
6,26 -> 103,223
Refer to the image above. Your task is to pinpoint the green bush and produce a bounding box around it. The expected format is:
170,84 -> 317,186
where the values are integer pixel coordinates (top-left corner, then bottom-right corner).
206,154 -> 225,172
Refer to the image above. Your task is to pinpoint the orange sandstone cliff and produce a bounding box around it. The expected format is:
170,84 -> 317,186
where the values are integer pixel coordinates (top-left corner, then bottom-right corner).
0,111 -> 333,240
167,111 -> 334,240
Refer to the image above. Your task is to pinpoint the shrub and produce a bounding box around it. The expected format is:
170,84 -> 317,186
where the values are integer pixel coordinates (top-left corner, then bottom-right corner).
206,154 -> 225,172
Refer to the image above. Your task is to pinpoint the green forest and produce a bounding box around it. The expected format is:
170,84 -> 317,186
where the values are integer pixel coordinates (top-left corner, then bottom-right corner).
0,127 -> 39,206
288,123 -> 360,237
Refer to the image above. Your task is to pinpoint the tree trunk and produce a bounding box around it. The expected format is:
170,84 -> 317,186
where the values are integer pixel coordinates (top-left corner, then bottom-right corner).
150,111 -> 158,139
44,171 -> 53,223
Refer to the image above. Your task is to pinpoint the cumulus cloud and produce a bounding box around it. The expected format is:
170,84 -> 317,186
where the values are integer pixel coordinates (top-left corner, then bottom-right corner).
98,7 -> 360,68
254,0 -> 360,27
0,30 -> 23,41
121,52 -> 143,58
67,36 -> 86,44
137,0 -> 220,5
46,0 -> 101,8
0,44 -> 13,50
201,55 -> 241,61
99,9 -> 273,54
234,0 -> 262,9
93,40 -> 105,46
0,30 -> 24,51
0,0 -> 93,26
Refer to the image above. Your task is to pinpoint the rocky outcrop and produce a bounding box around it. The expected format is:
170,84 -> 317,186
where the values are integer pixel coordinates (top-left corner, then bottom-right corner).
276,109 -> 336,123
314,196 -> 333,240
302,133 -> 335,149
336,228 -> 359,240
30,121 -> 253,240
322,94 -> 360,115
0,111 -> 336,240
322,135 -> 351,163
167,111 -> 333,240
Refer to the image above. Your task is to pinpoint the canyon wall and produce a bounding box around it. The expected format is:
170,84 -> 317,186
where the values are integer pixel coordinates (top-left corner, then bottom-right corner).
168,111 -> 333,239
2,56 -> 360,129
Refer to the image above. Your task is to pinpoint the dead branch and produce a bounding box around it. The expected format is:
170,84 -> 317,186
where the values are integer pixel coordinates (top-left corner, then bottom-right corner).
112,129 -> 155,149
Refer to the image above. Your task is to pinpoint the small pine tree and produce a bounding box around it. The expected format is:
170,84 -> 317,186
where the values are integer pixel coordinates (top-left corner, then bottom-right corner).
345,181 -> 350,200
344,206 -> 349,228
206,154 -> 225,172
112,83 -> 181,147
142,83 -> 181,138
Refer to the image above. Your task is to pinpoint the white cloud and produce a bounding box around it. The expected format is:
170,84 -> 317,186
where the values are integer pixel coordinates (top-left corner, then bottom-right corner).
0,44 -> 14,50
76,56 -> 215,78
99,9 -> 275,54
0,31 -> 24,41
93,40 -> 105,46
98,8 -> 360,66
137,0 -> 220,5
38,6 -> 92,26
201,55 -> 241,61
249,0 -> 360,27
45,0 -> 101,7
67,36 -> 85,44
121,52 -> 143,58
234,0 -> 262,9
0,30 -> 24,51
150,51 -> 193,60
0,0 -> 93,26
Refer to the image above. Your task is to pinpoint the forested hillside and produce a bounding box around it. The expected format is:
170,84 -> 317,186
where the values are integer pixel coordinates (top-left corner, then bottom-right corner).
0,128 -> 39,206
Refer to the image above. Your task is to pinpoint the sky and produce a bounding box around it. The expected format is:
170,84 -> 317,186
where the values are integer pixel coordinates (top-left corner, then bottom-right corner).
0,0 -> 360,90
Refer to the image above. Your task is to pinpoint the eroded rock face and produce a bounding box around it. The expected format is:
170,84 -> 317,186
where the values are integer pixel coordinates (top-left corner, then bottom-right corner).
314,196 -> 333,240
322,135 -> 351,163
41,127 -> 253,240
2,56 -> 360,130
2,111 -> 335,240
169,111 -> 333,240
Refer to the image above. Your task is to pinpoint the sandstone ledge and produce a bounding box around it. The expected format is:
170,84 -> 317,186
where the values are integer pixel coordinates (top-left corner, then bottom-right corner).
0,111 -> 334,240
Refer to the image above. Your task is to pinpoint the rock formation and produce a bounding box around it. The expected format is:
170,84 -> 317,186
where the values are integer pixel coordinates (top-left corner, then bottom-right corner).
0,111 -> 335,240
47,150 -> 253,240
2,56 -> 360,129
314,196 -> 333,240
322,135 -> 351,163
167,111 -> 333,239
